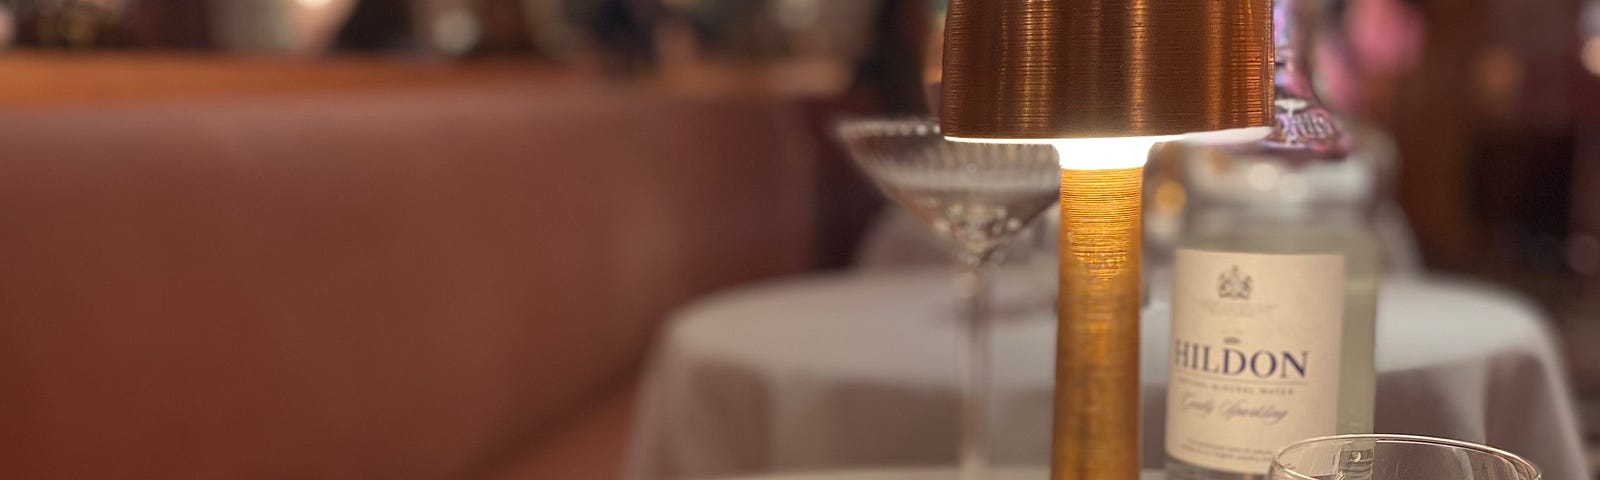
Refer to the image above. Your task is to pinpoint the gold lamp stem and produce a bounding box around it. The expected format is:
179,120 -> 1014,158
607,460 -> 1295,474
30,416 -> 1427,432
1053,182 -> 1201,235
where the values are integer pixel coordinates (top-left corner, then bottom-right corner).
1053,166 -> 1144,480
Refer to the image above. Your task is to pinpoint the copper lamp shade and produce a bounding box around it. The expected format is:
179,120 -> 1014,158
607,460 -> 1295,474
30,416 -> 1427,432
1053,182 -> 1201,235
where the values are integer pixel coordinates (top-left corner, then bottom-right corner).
940,0 -> 1274,140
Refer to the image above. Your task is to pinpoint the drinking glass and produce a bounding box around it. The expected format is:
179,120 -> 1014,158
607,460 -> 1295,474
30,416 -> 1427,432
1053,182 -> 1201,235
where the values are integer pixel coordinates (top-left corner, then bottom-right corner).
835,118 -> 1058,480
1271,434 -> 1540,480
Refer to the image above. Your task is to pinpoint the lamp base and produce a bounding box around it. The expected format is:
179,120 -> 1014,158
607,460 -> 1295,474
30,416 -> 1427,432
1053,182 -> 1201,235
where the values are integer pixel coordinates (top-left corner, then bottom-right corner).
1052,166 -> 1144,480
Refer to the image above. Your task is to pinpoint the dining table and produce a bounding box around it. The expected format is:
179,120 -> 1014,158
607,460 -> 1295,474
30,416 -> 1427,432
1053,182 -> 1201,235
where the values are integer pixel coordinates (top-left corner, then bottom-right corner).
705,467 -> 1155,480
627,267 -> 1589,480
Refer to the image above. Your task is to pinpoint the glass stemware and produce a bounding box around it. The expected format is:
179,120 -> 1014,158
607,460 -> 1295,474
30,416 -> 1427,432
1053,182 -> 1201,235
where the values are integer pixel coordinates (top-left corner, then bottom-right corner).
836,118 -> 1059,479
1271,434 -> 1540,480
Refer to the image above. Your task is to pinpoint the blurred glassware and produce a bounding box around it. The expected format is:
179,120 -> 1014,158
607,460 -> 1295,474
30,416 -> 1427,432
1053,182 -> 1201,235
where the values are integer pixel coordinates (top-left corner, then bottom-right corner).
211,0 -> 355,54
836,117 -> 1057,480
408,0 -> 479,56
1271,434 -> 1540,480
855,206 -> 1058,315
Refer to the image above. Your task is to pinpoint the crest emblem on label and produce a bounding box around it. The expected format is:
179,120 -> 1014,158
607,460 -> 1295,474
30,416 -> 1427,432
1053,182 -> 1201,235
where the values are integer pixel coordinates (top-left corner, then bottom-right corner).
1218,265 -> 1252,300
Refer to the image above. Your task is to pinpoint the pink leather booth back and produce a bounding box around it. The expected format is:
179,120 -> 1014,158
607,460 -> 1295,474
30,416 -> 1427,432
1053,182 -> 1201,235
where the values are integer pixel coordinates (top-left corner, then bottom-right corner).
0,83 -> 816,478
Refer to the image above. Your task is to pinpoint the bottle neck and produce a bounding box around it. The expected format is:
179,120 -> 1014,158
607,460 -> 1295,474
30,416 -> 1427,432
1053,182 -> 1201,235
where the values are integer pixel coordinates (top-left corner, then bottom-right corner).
1261,0 -> 1347,157
1178,144 -> 1383,222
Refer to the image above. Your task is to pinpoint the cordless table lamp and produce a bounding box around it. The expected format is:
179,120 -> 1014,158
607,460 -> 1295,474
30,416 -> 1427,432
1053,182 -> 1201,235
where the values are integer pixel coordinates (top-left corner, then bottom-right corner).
939,2 -> 1274,480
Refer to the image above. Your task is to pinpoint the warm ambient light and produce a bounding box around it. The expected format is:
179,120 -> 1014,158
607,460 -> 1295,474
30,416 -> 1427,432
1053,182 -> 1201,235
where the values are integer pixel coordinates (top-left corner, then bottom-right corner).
1052,166 -> 1144,480
1050,136 -> 1177,170
949,126 -> 1270,171
1584,37 -> 1600,77
944,125 -> 1270,480
938,0 -> 1272,476
946,135 -> 1172,170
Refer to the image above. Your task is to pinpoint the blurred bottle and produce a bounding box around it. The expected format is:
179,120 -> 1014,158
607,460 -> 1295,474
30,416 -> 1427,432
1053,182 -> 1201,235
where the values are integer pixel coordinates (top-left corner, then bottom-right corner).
1163,0 -> 1389,479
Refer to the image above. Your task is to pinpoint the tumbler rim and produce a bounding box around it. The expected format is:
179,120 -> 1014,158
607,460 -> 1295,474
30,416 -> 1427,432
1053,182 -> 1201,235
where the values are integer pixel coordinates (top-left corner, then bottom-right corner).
1272,434 -> 1541,480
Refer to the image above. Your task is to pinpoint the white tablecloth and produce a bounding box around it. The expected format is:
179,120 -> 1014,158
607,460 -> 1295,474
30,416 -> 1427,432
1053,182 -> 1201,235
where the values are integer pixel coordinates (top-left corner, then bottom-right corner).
708,468 -> 1152,480
628,269 -> 1588,480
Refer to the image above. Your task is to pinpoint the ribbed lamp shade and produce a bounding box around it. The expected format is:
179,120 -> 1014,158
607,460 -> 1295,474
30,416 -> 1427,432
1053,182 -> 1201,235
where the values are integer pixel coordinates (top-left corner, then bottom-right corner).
940,0 -> 1274,140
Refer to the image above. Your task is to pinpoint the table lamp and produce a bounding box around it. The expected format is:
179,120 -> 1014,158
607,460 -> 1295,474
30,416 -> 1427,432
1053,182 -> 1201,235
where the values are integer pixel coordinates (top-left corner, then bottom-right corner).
939,2 -> 1273,480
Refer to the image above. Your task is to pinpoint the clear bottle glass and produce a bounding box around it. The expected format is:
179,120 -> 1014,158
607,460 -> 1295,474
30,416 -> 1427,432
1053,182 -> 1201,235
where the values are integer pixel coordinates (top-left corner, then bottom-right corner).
1163,0 -> 1384,478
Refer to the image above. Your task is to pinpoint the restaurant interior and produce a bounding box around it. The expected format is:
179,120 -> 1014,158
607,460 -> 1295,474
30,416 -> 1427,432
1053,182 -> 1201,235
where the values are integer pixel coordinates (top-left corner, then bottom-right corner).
0,1 -> 1596,479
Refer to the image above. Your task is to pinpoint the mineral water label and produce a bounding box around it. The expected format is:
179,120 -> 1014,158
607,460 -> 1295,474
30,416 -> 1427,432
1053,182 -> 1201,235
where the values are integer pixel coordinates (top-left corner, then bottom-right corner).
1166,249 -> 1346,474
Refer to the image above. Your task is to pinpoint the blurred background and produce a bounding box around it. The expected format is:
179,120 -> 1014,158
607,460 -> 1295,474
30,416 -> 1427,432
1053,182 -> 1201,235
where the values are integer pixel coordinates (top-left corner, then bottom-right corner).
0,0 -> 1595,478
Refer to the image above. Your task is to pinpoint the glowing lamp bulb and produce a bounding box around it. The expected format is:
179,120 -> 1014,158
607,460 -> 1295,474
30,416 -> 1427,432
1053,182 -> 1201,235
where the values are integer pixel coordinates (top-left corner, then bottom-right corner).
949,126 -> 1267,170
1051,136 -> 1175,170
